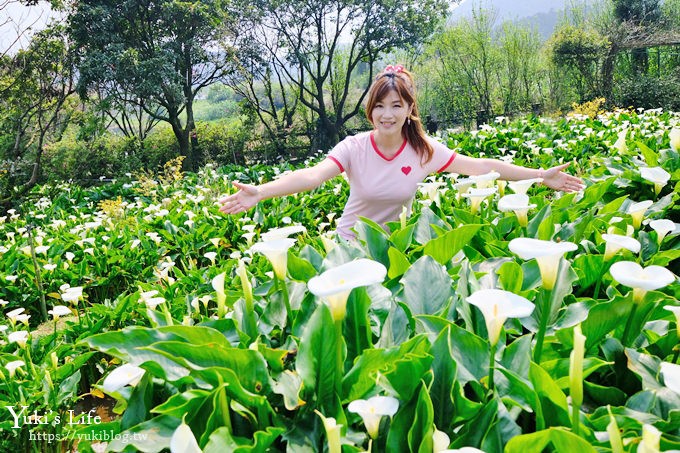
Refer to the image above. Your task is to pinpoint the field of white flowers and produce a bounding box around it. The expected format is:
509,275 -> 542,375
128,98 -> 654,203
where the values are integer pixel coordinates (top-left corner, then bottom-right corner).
0,109 -> 679,452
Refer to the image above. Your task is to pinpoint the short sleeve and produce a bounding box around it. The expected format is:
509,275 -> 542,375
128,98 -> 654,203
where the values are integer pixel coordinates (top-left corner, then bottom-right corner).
327,136 -> 356,173
428,138 -> 456,173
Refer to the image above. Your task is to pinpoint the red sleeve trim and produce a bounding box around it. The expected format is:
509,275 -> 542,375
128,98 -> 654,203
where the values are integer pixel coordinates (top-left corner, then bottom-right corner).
327,155 -> 344,172
436,152 -> 457,173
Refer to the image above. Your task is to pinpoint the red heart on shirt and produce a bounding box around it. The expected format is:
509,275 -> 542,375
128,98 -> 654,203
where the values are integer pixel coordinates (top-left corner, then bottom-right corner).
401,166 -> 412,175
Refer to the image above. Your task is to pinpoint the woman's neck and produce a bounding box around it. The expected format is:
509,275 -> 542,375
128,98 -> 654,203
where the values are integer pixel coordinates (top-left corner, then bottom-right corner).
372,130 -> 405,155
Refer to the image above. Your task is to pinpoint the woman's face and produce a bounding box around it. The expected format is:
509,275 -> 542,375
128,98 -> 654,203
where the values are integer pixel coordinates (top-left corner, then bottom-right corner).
371,90 -> 411,136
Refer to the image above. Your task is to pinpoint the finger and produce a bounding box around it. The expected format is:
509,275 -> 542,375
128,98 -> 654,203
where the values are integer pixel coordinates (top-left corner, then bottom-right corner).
231,181 -> 249,191
553,162 -> 571,172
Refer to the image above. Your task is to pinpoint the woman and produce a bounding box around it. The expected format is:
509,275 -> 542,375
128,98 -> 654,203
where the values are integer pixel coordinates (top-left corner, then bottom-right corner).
219,65 -> 583,240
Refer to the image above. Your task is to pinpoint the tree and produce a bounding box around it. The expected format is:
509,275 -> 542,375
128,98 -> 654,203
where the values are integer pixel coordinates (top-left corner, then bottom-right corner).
0,24 -> 76,207
612,0 -> 662,74
69,0 -> 242,171
229,0 -> 452,154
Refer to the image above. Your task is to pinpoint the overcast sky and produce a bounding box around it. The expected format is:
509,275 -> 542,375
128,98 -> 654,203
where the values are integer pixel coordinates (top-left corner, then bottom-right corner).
0,2 -> 62,54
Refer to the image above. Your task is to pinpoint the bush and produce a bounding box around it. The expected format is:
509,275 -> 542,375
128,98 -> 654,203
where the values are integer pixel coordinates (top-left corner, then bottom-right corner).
614,74 -> 680,110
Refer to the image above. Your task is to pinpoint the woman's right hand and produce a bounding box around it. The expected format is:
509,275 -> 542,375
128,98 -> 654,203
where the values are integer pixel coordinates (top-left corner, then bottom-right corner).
219,181 -> 261,214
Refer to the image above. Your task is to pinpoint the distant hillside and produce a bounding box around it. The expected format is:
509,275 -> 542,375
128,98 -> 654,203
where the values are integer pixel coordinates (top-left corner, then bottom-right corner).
449,0 -> 595,40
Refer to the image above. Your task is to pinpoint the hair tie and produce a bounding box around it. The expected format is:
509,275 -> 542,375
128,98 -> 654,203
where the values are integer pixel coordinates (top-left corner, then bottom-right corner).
384,64 -> 404,74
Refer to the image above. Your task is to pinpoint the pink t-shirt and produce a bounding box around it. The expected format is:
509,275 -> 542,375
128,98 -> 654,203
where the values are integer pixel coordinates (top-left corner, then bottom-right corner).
327,131 -> 456,239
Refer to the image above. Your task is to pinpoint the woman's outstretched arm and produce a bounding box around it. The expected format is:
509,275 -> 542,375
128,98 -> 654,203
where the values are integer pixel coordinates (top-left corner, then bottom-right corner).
219,158 -> 341,214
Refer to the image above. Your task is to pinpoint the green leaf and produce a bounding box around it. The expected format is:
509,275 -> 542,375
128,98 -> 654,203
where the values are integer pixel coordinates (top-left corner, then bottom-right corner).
408,383 -> 435,453
497,260 -> 523,293
355,217 -> 391,267
344,287 -> 373,366
636,140 -> 658,166
505,427 -> 597,453
296,304 -> 340,412
423,224 -> 482,265
389,223 -> 416,252
429,327 -> 457,430
401,255 -> 453,316
529,362 -> 570,429
287,251 -> 317,281
107,415 -> 179,452
387,246 -> 411,279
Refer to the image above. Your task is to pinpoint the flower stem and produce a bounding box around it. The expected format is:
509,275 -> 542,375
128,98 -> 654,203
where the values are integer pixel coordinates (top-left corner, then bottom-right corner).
533,289 -> 551,363
27,224 -> 48,322
621,303 -> 638,347
334,319 -> 344,395
571,402 -> 580,436
274,276 -> 293,327
488,342 -> 497,392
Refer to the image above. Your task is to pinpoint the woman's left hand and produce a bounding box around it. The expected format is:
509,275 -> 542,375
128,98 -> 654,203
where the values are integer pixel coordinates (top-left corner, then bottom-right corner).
542,163 -> 585,192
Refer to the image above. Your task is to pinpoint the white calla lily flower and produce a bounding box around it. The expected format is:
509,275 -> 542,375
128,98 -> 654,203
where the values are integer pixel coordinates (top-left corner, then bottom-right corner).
497,194 -> 536,227
639,166 -> 671,195
433,429 -> 451,452
649,219 -> 676,244
660,362 -> 680,395
613,129 -> 628,153
507,178 -> 543,195
601,234 -> 641,260
8,330 -> 29,347
170,418 -> 202,453
47,305 -> 71,319
102,363 -> 146,392
627,200 -> 653,229
472,171 -> 501,188
260,225 -> 306,242
307,259 -> 386,321
638,424 -> 661,453
466,289 -> 534,346
669,128 -> 680,152
250,238 -> 296,280
418,182 -> 447,206
609,261 -> 676,302
347,395 -> 399,439
508,238 -> 578,290
5,360 -> 25,378
315,410 -> 342,453
453,177 -> 475,197
462,187 -> 497,214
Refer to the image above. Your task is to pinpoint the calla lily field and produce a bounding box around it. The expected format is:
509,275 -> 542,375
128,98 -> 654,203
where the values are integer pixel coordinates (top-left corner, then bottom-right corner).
1,109 -> 679,452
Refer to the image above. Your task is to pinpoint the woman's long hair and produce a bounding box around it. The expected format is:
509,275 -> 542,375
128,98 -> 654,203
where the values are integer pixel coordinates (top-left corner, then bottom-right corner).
365,66 -> 433,164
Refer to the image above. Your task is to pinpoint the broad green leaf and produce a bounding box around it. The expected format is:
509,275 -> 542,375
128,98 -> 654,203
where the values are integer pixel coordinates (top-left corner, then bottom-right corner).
408,383 -> 435,453
107,415 -> 179,452
287,251 -> 317,281
497,260 -> 523,294
529,363 -> 570,429
429,327 -> 457,430
423,224 -> 482,265
355,217 -> 390,267
401,255 -> 453,316
344,287 -> 372,366
387,246 -> 411,279
296,304 -> 340,412
505,427 -> 597,453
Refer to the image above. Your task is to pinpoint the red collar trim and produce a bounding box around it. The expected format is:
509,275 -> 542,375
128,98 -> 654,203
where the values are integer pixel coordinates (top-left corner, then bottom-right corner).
370,132 -> 407,161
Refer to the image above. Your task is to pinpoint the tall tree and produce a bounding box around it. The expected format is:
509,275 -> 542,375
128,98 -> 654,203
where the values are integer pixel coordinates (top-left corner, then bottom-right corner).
69,0 -> 241,170
0,24 -> 76,207
229,0 -> 452,153
612,0 -> 662,74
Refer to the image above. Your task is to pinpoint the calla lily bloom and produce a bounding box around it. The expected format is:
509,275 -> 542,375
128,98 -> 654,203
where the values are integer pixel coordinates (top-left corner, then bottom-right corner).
250,238 -> 296,280
507,178 -> 543,195
5,360 -> 25,378
613,129 -> 628,153
102,363 -> 146,393
638,424 -> 661,453
508,238 -> 578,290
669,128 -> 680,152
660,362 -> 680,395
609,261 -> 676,302
664,305 -> 680,333
347,395 -> 399,440
607,407 -> 624,453
472,171 -> 500,188
433,429 -> 450,452
315,410 -> 342,453
497,194 -> 536,227
649,219 -> 676,244
418,181 -> 447,206
453,177 -> 475,198
170,418 -> 202,453
307,259 -> 387,321
8,330 -> 29,348
211,272 -> 228,317
466,289 -> 534,346
47,305 -> 71,320
261,225 -> 307,242
569,324 -> 586,434
461,187 -> 497,214
601,233 -> 641,260
627,200 -> 653,230
639,166 -> 671,195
